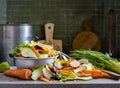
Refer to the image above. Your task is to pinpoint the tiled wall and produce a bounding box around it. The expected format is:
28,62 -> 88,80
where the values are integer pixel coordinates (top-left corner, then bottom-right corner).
0,0 -> 6,24
6,0 -> 106,53
3,0 -> 120,55
111,0 -> 120,57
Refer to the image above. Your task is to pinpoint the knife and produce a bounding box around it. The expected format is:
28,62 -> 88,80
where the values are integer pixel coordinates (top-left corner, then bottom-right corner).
101,70 -> 120,80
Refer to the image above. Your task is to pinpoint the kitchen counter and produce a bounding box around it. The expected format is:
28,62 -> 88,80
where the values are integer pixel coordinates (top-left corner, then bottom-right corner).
0,73 -> 120,88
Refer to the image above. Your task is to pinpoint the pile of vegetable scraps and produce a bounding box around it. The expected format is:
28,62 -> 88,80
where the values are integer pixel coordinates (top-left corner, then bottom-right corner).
3,50 -> 120,82
10,41 -> 58,58
3,57 -> 117,82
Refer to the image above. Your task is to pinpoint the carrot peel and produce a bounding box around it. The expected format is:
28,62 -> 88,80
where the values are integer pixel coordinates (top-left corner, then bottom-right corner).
31,46 -> 41,58
82,70 -> 112,78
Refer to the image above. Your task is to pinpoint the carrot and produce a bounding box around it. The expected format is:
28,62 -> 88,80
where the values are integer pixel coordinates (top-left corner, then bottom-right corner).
31,46 -> 41,58
40,74 -> 57,82
56,69 -> 73,75
82,70 -> 112,78
62,67 -> 75,70
3,68 -> 32,80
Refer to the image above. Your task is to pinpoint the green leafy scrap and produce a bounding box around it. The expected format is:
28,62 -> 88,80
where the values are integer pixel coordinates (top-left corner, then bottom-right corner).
70,50 -> 120,74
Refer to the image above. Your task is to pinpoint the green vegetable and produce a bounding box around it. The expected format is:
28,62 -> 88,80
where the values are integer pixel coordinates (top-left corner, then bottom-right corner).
61,61 -> 67,66
56,72 -> 77,82
31,66 -> 43,80
56,73 -> 63,80
11,48 -> 20,57
19,43 -> 30,48
70,50 -> 120,74
11,43 -> 30,57
0,62 -> 10,72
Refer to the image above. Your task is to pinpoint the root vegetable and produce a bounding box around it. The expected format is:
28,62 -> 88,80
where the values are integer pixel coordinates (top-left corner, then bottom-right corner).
4,68 -> 32,80
74,65 -> 87,73
82,70 -> 112,78
56,69 -> 73,75
31,66 -> 43,80
43,67 -> 53,79
82,63 -> 94,70
70,60 -> 80,68
20,47 -> 37,58
54,60 -> 63,69
31,46 -> 41,58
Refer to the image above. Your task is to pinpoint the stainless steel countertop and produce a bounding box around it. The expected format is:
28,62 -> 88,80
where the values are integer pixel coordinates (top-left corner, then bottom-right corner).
0,73 -> 120,88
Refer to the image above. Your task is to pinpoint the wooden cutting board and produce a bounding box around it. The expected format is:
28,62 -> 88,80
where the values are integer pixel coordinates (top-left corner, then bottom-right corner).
39,23 -> 62,51
72,20 -> 101,51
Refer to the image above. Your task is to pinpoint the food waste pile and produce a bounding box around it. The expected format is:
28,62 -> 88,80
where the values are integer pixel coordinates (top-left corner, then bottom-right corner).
1,41 -> 120,82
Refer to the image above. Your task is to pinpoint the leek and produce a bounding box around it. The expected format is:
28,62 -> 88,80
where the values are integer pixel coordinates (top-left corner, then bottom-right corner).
70,50 -> 120,74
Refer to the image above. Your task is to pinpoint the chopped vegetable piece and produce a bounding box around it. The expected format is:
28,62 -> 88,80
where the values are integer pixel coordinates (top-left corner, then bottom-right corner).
43,67 -> 53,79
0,62 -> 10,72
56,69 -> 73,75
78,59 -> 89,64
20,47 -> 37,58
82,70 -> 112,78
76,76 -> 92,80
74,65 -> 87,73
82,63 -> 94,70
40,74 -> 58,82
70,60 -> 80,68
40,54 -> 48,58
59,72 -> 77,82
30,46 -> 41,58
31,66 -> 43,80
54,60 -> 63,69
